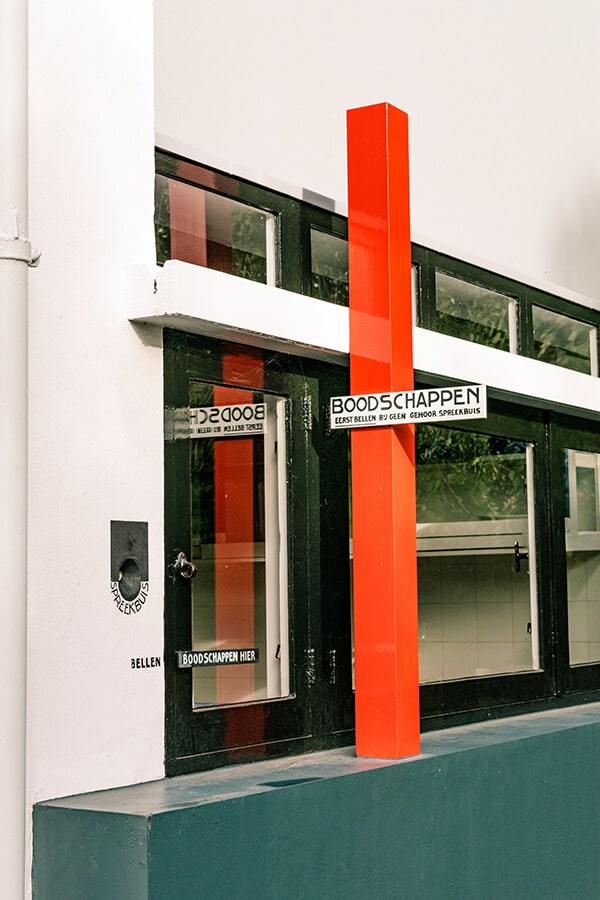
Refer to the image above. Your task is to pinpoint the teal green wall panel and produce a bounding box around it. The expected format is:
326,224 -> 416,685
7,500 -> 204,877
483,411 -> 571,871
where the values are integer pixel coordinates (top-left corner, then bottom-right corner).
33,807 -> 148,900
33,707 -> 600,899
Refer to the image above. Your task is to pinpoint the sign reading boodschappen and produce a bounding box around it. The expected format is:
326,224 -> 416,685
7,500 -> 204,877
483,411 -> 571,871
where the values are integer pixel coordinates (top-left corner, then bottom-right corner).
330,384 -> 486,429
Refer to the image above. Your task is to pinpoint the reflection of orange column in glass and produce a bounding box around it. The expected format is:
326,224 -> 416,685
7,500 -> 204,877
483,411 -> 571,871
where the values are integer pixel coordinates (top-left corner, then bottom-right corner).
168,180 -> 208,265
214,353 -> 264,706
348,103 -> 420,758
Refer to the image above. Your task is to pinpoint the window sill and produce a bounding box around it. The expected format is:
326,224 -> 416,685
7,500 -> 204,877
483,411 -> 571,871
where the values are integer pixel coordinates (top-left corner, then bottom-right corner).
414,327 -> 600,419
127,261 -> 349,363
37,700 -> 600,815
127,261 -> 600,419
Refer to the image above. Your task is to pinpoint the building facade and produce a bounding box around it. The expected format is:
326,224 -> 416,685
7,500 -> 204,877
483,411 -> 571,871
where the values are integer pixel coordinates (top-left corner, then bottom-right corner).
6,1 -> 600,895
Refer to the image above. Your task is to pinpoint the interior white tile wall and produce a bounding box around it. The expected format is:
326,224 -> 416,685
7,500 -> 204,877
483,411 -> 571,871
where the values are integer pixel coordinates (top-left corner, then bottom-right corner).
567,551 -> 600,665
418,554 -> 533,683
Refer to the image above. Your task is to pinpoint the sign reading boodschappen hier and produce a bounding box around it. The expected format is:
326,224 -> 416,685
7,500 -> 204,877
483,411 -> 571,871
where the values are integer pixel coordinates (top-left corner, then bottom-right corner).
330,384 -> 486,430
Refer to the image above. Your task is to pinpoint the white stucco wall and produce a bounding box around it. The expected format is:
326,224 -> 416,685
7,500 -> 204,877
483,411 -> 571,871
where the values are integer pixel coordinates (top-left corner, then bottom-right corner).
154,0 -> 600,302
23,0 -> 600,820
27,0 -> 161,826
22,2 -> 600,893
25,0 -> 594,800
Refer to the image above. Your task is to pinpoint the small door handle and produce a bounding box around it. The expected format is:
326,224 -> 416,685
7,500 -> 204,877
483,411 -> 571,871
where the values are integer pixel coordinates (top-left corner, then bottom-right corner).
171,551 -> 198,580
514,540 -> 529,574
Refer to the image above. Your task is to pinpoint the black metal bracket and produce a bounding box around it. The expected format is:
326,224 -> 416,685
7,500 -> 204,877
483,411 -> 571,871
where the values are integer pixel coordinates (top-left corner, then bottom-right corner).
514,540 -> 529,574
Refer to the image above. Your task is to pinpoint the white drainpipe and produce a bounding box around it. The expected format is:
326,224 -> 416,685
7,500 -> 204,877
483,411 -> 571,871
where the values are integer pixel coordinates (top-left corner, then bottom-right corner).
0,1 -> 38,896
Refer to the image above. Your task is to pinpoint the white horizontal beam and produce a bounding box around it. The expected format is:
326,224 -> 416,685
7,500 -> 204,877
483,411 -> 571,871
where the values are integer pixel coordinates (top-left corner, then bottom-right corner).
127,261 -> 349,363
128,262 -> 600,418
414,327 -> 600,418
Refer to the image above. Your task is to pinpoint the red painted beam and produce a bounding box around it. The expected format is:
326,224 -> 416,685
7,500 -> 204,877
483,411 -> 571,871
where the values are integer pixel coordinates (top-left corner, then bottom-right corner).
347,103 -> 420,758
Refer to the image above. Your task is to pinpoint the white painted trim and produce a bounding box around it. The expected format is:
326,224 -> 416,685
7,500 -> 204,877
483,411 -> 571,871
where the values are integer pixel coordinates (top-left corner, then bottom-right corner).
128,263 -> 600,418
508,298 -> 518,354
127,261 -> 349,362
265,215 -> 277,287
526,443 -> 539,671
0,1 -> 28,896
413,328 -> 600,418
589,327 -> 598,377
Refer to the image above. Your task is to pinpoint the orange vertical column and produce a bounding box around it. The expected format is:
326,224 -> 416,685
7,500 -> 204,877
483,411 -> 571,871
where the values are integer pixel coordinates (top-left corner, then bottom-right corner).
348,102 -> 420,758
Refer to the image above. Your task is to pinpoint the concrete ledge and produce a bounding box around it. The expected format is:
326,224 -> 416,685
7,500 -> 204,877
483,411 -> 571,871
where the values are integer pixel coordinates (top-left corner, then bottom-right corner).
127,262 -> 349,363
126,262 -> 600,420
33,704 -> 600,898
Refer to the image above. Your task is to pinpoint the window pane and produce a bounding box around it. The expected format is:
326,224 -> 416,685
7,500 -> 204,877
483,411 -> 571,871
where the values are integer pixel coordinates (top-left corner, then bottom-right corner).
416,428 -> 528,523
435,271 -> 514,352
309,229 -> 348,306
576,466 -> 598,532
154,174 -> 171,264
155,175 -> 276,285
417,426 -> 538,682
532,306 -> 596,375
564,449 -> 600,666
189,383 -> 289,706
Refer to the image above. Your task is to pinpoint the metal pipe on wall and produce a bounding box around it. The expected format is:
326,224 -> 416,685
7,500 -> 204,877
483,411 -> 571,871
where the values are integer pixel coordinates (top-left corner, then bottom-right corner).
0,0 -> 33,895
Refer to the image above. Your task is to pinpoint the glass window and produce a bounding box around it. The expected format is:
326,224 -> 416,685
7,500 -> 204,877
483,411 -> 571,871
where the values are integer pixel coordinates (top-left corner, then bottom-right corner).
564,449 -> 600,666
188,382 -> 289,707
434,271 -> 516,352
416,426 -> 538,682
155,175 -> 277,285
532,306 -> 597,375
411,264 -> 419,325
309,228 -> 349,306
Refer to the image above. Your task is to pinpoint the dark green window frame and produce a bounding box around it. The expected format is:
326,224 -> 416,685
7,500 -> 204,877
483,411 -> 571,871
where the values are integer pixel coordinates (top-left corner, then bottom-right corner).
155,150 -> 347,303
155,151 -> 600,378
412,244 -> 600,376
156,151 -> 600,737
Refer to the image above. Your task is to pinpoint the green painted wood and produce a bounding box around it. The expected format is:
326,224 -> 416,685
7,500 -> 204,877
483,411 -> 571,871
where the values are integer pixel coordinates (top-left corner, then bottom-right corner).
34,710 -> 600,899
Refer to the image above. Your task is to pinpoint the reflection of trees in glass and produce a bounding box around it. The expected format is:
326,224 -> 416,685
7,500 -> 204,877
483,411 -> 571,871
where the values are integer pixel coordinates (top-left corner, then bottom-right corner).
311,272 -> 349,306
435,272 -> 511,351
435,310 -> 510,350
154,178 -> 270,284
231,204 -> 268,284
416,425 -> 527,523
575,465 -> 598,531
191,438 -> 216,553
533,306 -> 592,374
190,381 -> 217,559
310,230 -> 349,307
154,174 -> 171,265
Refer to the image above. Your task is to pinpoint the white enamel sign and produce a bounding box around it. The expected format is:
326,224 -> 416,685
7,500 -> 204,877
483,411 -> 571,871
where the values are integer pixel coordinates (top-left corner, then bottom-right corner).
330,384 -> 486,429
177,648 -> 260,668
